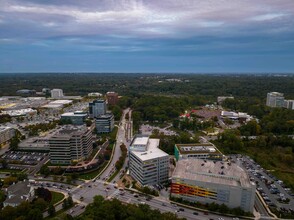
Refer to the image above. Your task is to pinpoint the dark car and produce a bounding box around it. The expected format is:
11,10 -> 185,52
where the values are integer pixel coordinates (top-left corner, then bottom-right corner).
193,212 -> 199,215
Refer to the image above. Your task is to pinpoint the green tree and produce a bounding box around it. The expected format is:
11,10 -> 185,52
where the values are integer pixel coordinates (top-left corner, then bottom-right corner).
48,204 -> 56,217
27,208 -> 43,220
40,165 -> 50,177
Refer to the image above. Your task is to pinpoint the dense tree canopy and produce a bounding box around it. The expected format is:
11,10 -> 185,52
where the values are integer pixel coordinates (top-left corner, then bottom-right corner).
75,195 -> 185,220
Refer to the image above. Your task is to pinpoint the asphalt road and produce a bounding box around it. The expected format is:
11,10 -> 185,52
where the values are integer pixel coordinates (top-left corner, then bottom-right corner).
70,179 -> 242,220
97,108 -> 130,182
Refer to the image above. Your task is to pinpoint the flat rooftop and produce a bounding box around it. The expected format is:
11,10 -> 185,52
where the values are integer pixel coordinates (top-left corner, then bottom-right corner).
132,136 -> 149,146
61,112 -> 87,117
173,159 -> 252,188
175,143 -> 221,155
131,139 -> 168,161
50,125 -> 89,139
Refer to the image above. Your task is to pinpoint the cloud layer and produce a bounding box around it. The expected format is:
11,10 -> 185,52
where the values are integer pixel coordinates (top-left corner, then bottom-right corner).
0,0 -> 294,72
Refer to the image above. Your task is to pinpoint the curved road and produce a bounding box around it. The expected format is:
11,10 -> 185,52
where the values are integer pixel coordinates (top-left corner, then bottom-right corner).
96,108 -> 131,182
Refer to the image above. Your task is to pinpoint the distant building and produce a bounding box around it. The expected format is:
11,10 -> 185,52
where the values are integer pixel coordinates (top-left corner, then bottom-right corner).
88,92 -> 103,97
3,180 -> 35,207
95,113 -> 114,133
266,92 -> 284,107
51,89 -> 64,99
42,88 -> 51,95
42,100 -> 73,109
217,96 -> 234,105
174,143 -> 223,161
16,89 -> 36,97
284,100 -> 294,110
89,99 -> 106,118
0,126 -> 15,145
128,135 -> 169,186
61,111 -> 87,125
106,92 -> 119,105
171,159 -> 255,212
1,108 -> 37,117
49,125 -> 93,165
221,111 -> 253,123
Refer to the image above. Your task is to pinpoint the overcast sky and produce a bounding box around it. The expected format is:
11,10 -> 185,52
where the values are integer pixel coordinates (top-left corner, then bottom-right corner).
0,0 -> 294,73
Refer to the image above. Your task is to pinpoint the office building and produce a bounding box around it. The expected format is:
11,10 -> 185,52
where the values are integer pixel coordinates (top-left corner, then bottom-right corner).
51,89 -> 64,99
0,126 -> 15,145
129,135 -> 169,186
266,92 -> 284,107
42,88 -> 51,95
61,111 -> 87,125
16,89 -> 36,97
95,113 -> 114,133
284,100 -> 294,110
106,92 -> 119,105
89,99 -> 106,118
49,125 -> 93,165
171,159 -> 255,212
174,143 -> 223,161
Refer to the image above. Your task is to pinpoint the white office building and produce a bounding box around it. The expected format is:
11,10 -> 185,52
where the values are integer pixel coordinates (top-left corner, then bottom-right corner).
171,159 -> 255,212
284,100 -> 294,110
51,89 -> 64,99
128,135 -> 169,186
266,92 -> 284,107
0,126 -> 15,145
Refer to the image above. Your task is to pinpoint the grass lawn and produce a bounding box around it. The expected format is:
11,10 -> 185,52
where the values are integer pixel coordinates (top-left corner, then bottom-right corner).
0,168 -> 23,173
50,191 -> 65,205
78,161 -> 108,180
107,169 -> 120,182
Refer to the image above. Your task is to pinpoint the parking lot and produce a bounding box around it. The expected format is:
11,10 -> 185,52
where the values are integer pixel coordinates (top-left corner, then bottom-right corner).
230,155 -> 294,216
1,151 -> 47,165
140,124 -> 177,136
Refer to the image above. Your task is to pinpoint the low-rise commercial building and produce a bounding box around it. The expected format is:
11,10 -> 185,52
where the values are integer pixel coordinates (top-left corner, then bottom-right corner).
95,113 -> 114,133
0,126 -> 15,145
49,125 -> 93,165
18,137 -> 50,151
171,159 -> 255,212
174,143 -> 223,161
3,180 -> 35,207
42,99 -> 73,109
129,135 -> 169,186
61,111 -> 87,125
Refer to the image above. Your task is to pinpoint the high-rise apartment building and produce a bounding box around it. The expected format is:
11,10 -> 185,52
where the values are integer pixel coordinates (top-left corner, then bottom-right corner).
89,99 -> 106,118
51,89 -> 64,99
128,135 -> 169,186
49,125 -> 93,165
266,92 -> 284,107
